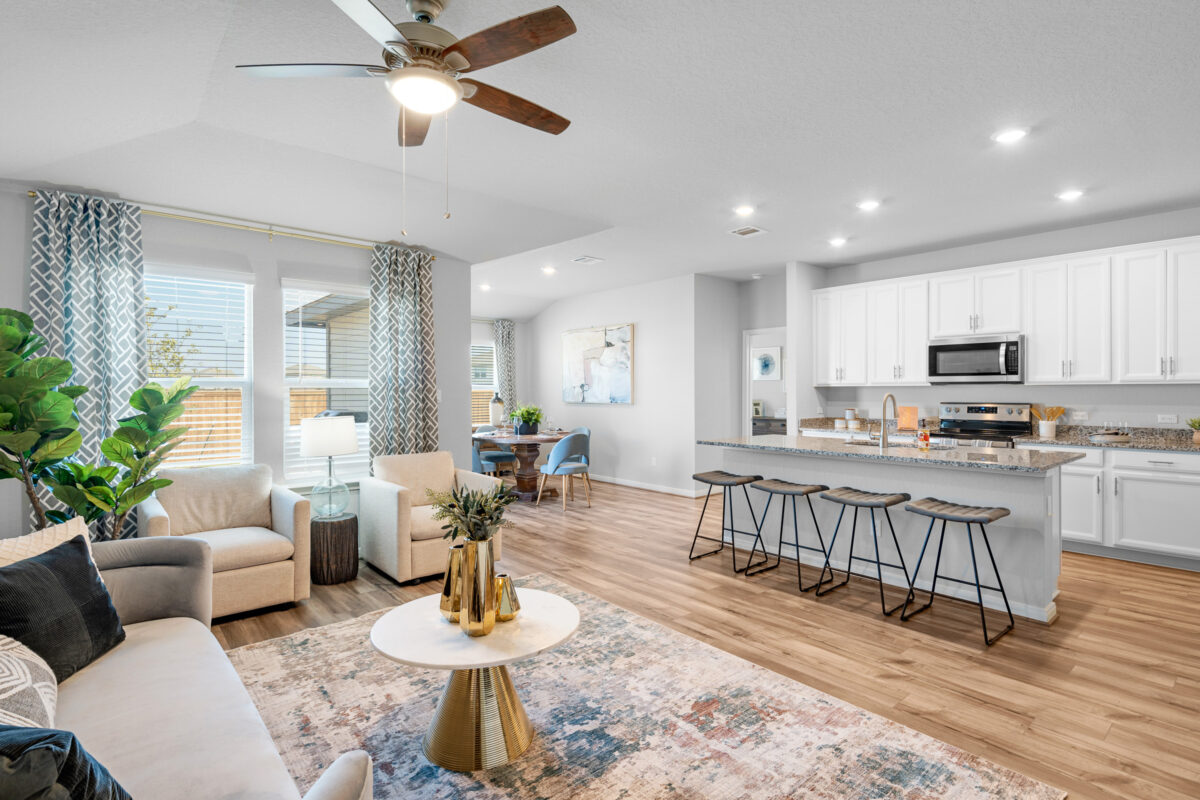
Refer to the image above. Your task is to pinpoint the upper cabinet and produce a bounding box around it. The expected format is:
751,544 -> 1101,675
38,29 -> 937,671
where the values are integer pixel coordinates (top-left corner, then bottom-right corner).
1112,243 -> 1200,383
929,267 -> 1022,338
813,287 -> 867,386
1025,257 -> 1111,384
1167,243 -> 1200,382
867,280 -> 928,384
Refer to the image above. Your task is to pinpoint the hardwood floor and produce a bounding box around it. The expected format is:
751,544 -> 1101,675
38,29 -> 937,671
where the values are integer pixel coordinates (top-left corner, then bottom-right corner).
214,479 -> 1200,800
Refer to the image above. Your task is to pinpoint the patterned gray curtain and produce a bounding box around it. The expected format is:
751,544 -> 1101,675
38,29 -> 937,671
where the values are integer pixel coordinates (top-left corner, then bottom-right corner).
29,190 -> 146,466
368,244 -> 439,460
493,318 -> 516,412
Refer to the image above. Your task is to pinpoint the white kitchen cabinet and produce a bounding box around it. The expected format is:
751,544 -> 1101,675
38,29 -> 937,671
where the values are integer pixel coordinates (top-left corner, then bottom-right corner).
1061,467 -> 1105,544
813,288 -> 867,385
1167,243 -> 1200,381
1024,262 -> 1068,383
1114,249 -> 1168,382
865,280 -> 928,385
929,267 -> 1021,338
1112,469 -> 1200,558
1026,257 -> 1111,383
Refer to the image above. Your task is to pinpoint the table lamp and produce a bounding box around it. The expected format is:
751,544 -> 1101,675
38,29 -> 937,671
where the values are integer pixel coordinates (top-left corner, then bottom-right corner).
300,415 -> 358,518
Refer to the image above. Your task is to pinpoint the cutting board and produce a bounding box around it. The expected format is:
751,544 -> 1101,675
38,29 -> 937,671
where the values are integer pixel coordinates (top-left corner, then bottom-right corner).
898,405 -> 919,431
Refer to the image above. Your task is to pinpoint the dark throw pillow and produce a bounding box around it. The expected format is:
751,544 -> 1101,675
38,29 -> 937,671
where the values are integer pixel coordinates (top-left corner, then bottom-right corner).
0,724 -> 131,800
0,536 -> 124,682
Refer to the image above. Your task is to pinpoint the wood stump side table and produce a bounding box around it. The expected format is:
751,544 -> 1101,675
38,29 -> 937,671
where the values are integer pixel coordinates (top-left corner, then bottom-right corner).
311,512 -> 358,585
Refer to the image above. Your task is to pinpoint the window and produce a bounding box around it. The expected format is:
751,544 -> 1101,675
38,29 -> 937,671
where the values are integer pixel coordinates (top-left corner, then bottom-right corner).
144,273 -> 252,467
470,343 -> 497,425
283,287 -> 371,482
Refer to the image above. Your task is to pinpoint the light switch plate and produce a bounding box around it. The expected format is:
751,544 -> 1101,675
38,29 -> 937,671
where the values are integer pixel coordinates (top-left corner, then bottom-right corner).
1072,411 -> 1089,422
1158,413 -> 1178,424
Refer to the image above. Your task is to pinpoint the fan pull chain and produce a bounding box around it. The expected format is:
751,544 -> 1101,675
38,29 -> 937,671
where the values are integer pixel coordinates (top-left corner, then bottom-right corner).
443,110 -> 451,220
401,106 -> 408,237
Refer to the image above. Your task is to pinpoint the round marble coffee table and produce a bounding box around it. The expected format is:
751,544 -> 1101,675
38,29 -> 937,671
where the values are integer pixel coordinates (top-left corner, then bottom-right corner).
370,588 -> 580,772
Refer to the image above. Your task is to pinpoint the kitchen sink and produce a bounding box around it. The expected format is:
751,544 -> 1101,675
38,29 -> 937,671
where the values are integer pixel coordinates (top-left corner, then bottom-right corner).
840,440 -> 955,451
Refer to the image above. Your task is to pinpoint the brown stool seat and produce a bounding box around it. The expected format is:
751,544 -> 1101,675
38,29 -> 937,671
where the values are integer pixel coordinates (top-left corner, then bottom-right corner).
692,470 -> 762,487
819,487 -> 911,508
906,497 -> 1011,524
751,479 -> 828,497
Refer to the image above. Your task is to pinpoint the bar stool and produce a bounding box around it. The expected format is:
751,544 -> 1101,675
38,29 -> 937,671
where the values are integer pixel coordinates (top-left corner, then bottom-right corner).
901,497 -> 1015,646
688,470 -> 765,574
745,479 -> 830,589
815,487 -> 913,615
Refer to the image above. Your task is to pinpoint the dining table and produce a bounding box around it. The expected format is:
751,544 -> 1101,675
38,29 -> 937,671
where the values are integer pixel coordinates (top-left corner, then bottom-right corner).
472,427 -> 570,501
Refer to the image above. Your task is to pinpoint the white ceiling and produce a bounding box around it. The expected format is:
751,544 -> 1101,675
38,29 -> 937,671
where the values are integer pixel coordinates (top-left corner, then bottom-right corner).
3,1 -> 1199,319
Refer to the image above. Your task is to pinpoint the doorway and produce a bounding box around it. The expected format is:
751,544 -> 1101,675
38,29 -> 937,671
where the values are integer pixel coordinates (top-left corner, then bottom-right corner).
742,326 -> 787,437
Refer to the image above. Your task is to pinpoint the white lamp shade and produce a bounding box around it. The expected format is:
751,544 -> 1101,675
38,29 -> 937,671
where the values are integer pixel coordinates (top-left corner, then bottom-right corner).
300,416 -> 359,458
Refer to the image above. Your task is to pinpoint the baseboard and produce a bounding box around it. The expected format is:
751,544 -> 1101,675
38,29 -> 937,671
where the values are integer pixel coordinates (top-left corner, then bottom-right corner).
588,474 -> 704,499
1063,541 -> 1200,573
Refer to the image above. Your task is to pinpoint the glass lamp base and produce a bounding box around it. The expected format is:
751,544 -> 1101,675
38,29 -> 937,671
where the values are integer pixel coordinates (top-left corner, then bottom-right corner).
312,476 -> 350,519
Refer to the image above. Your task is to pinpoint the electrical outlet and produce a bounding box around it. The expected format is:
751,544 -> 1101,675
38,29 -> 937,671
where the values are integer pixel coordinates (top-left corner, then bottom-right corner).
1072,411 -> 1089,422
1158,414 -> 1178,424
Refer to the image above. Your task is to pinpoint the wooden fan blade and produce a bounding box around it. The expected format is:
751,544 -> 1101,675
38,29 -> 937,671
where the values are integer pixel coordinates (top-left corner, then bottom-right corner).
329,0 -> 410,50
399,109 -> 431,147
459,79 -> 569,135
236,63 -> 382,78
444,6 -> 576,73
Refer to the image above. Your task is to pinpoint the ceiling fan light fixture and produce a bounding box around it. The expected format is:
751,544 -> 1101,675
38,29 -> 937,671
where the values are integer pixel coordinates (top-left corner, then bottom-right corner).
386,66 -> 462,114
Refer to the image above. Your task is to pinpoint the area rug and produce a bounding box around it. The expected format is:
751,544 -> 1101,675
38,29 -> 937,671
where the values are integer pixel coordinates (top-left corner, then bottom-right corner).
227,574 -> 1066,799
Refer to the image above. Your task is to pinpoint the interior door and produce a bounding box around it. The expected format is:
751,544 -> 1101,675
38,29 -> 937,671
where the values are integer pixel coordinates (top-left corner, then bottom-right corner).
974,267 -> 1023,333
813,292 -> 840,385
839,288 -> 868,385
1066,256 -> 1112,383
1167,243 -> 1200,381
866,283 -> 899,384
897,280 -> 928,384
1024,262 -> 1068,383
1113,249 -> 1167,382
929,273 -> 975,338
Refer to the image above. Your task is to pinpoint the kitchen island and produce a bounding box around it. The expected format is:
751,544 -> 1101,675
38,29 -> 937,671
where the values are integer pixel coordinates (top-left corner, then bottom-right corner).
697,435 -> 1085,623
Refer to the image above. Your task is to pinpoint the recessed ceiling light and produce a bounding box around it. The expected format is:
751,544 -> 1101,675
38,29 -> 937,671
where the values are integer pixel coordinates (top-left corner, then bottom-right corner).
856,199 -> 881,212
992,127 -> 1028,144
751,273 -> 764,280
829,236 -> 848,248
541,266 -> 556,275
734,205 -> 755,217
1056,189 -> 1085,202
479,283 -> 491,292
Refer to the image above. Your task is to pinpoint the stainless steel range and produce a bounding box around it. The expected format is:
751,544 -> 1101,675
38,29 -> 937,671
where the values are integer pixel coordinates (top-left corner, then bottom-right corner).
934,402 -> 1032,448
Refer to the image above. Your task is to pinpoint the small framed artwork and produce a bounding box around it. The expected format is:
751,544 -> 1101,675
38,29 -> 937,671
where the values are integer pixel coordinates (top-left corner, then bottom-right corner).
752,400 -> 764,416
751,346 -> 782,381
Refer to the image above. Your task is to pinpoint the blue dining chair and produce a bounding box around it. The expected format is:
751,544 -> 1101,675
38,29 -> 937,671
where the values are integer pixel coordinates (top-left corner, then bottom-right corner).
564,426 -> 590,466
473,425 -> 516,477
537,433 -> 591,510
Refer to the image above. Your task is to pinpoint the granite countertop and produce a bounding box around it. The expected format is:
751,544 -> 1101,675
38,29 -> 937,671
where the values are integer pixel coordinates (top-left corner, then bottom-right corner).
697,435 -> 1085,473
1012,425 -> 1200,454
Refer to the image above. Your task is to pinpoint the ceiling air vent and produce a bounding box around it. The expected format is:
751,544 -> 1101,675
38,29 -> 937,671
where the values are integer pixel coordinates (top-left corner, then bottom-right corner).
571,255 -> 604,264
729,225 -> 767,238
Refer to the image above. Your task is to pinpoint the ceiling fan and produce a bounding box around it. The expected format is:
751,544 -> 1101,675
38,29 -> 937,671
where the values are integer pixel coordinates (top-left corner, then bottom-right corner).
237,0 -> 576,147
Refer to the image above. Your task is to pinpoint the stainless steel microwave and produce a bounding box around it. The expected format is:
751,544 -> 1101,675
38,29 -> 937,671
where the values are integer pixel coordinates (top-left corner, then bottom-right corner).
927,335 -> 1024,384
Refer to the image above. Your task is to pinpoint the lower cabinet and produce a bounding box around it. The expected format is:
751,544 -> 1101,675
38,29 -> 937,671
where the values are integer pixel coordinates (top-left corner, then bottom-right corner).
1111,469 -> 1200,559
1061,466 -> 1104,545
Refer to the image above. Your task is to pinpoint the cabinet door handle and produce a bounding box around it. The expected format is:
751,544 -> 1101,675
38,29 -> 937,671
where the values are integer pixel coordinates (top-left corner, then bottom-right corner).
1114,477 -> 1119,496
1170,356 -> 1175,376
1161,357 -> 1166,377
1061,360 -> 1065,378
1095,474 -> 1101,494
1069,359 -> 1073,378
1148,460 -> 1174,466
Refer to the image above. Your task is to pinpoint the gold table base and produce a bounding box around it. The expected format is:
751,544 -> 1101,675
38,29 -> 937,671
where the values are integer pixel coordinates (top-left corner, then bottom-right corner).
422,665 -> 534,771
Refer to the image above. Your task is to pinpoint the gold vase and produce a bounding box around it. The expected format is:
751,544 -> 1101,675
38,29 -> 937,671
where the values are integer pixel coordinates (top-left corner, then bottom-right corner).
459,539 -> 496,637
495,573 -> 520,622
439,544 -> 464,622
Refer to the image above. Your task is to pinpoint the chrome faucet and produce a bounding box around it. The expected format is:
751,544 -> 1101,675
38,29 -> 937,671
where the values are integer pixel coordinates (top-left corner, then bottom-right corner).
880,393 -> 898,452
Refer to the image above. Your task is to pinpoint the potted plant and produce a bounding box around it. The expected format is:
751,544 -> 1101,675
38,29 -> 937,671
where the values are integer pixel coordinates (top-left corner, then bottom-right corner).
428,485 -> 516,636
511,404 -> 544,436
1188,418 -> 1200,446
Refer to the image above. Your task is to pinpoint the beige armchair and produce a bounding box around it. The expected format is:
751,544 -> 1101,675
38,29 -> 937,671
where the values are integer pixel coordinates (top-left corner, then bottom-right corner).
138,464 -> 310,619
359,451 -> 503,583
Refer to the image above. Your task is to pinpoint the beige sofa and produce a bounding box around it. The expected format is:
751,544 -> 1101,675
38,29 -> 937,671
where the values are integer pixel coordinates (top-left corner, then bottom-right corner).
63,535 -> 371,799
359,451 -> 502,583
138,464 -> 310,618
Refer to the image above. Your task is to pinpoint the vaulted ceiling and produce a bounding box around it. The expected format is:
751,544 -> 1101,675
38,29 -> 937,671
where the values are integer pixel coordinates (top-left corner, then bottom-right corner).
3,1 -> 1199,319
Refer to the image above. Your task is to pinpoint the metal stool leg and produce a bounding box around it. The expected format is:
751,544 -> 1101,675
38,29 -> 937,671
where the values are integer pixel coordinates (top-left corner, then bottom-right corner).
745,493 -> 780,576
901,518 -> 937,619
688,485 -> 724,561
901,519 -> 948,620
971,523 -> 1015,646
798,495 -> 828,592
817,505 -> 857,596
870,509 -> 907,616
734,484 -> 769,574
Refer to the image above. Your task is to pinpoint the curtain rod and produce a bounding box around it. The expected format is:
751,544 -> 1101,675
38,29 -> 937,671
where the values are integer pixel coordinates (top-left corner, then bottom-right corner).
25,190 -> 435,259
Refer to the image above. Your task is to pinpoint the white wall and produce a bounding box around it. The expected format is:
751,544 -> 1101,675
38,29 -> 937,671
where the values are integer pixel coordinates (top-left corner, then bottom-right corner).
523,274 -> 700,494
784,261 -> 824,433
738,273 -> 786,330
693,275 -> 741,475
0,181 -> 472,536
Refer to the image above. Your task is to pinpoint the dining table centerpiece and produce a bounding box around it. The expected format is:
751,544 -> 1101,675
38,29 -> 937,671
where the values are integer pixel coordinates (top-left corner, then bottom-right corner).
429,484 -> 517,636
510,404 -> 544,436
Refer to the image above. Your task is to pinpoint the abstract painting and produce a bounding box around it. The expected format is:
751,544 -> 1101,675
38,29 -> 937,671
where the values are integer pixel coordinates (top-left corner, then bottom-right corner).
751,346 -> 782,381
562,323 -> 633,404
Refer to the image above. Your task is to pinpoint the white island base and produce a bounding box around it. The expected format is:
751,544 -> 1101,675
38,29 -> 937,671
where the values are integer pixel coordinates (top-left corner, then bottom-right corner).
700,437 -> 1075,623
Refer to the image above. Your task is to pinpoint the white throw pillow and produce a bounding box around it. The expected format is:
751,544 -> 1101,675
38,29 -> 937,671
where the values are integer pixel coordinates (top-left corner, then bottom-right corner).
0,635 -> 57,728
0,517 -> 92,567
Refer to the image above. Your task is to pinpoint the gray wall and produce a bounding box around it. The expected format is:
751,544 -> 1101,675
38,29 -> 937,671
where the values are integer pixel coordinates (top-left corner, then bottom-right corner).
738,273 -> 786,330
0,181 -> 471,537
693,275 -> 742,474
